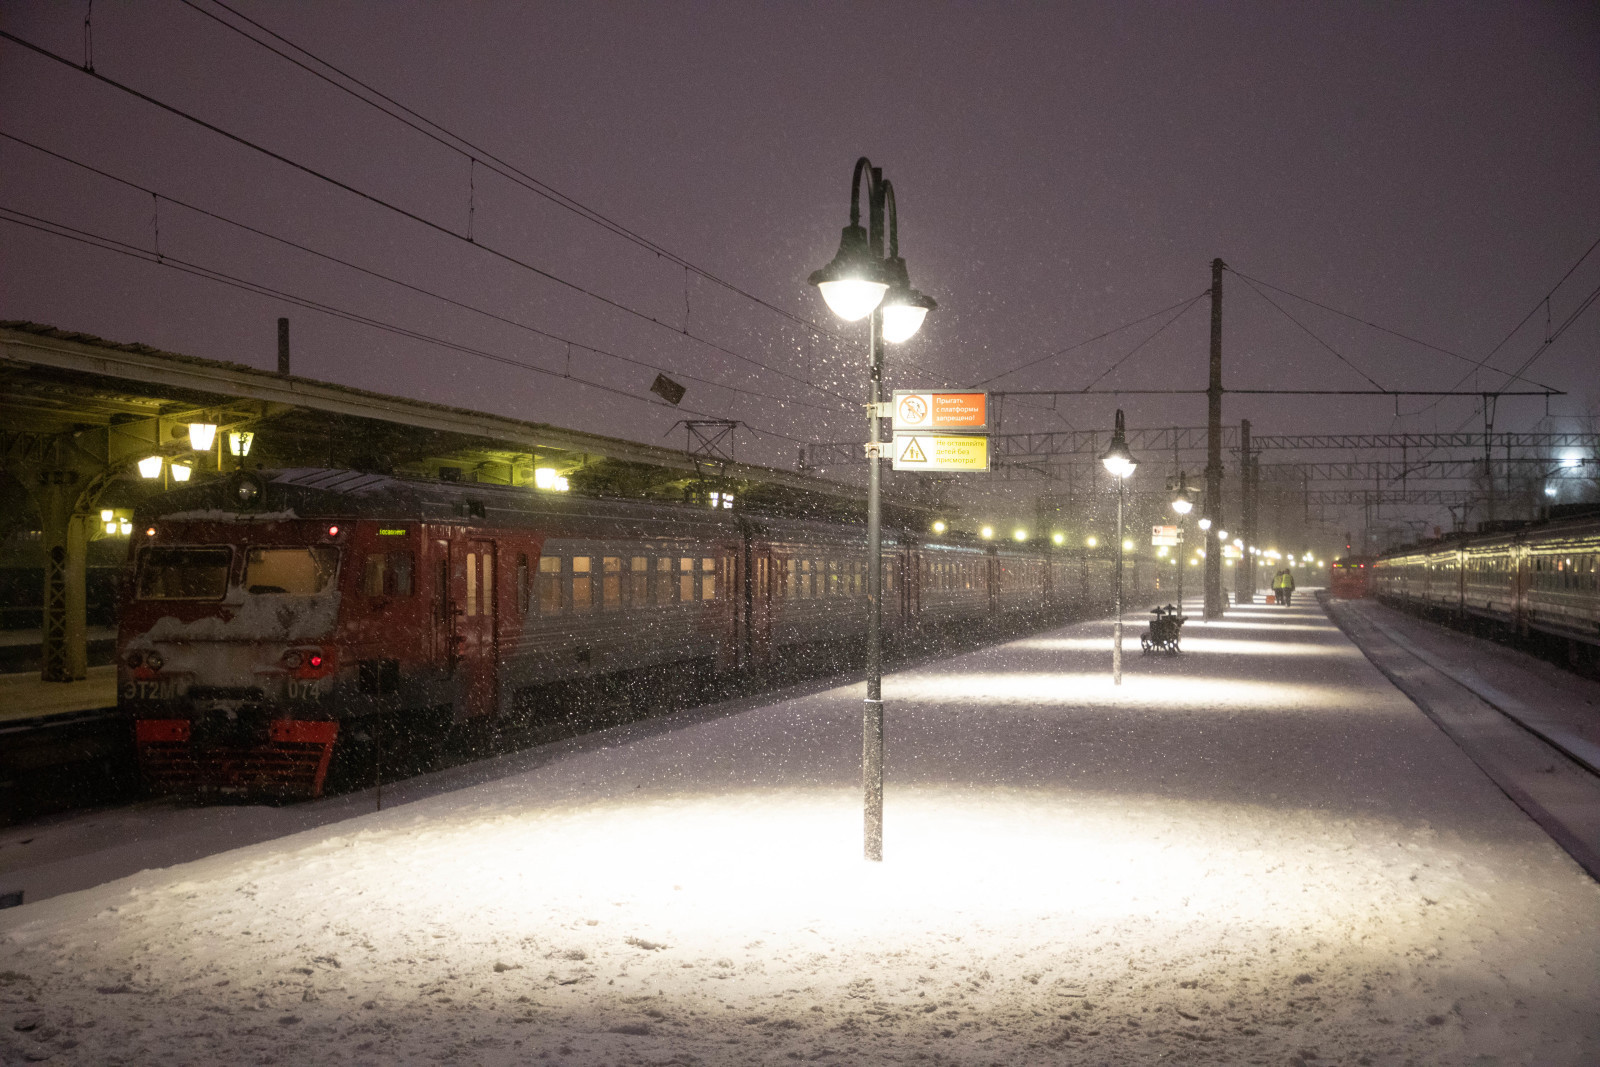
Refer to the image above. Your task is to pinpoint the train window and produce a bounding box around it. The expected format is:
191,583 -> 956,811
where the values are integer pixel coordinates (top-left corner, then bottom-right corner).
603,557 -> 622,610
363,552 -> 415,597
246,547 -> 339,596
629,557 -> 648,605
655,556 -> 674,603
516,554 -> 529,613
703,558 -> 718,601
436,553 -> 448,619
481,552 -> 495,616
572,556 -> 593,611
797,559 -> 810,599
678,557 -> 695,602
539,556 -> 564,613
136,546 -> 231,600
465,552 -> 478,616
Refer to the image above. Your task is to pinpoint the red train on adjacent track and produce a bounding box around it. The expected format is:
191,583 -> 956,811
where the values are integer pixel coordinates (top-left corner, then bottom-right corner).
121,469 -> 1150,799
1328,556 -> 1375,599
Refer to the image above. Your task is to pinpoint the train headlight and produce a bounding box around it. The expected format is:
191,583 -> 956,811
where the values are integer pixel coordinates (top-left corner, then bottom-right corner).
283,650 -> 303,670
145,651 -> 164,671
126,651 -> 144,669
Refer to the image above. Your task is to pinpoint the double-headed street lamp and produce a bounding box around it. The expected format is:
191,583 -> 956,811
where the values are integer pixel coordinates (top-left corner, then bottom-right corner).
809,157 -> 936,863
1100,410 -> 1138,685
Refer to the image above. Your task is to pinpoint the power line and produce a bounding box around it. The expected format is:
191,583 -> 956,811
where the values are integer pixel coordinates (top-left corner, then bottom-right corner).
1080,292 -> 1208,391
1426,232 -> 1600,421
1224,268 -> 1557,391
0,29 -> 857,411
173,0 -> 843,344
0,205 -> 813,447
0,129 -> 840,419
974,291 -> 1209,386
1229,271 -> 1386,390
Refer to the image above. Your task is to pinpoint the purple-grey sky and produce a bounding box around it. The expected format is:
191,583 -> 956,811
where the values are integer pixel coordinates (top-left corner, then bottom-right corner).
2,1 -> 1597,524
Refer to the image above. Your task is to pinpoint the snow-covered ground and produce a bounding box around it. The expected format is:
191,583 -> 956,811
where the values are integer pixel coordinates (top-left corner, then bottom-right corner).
4,595 -> 1599,1066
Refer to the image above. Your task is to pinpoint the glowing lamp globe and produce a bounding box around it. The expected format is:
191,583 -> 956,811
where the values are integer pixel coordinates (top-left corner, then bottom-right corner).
1171,496 -> 1193,515
188,423 -> 217,451
809,224 -> 888,322
1099,408 -> 1138,478
880,303 -> 929,342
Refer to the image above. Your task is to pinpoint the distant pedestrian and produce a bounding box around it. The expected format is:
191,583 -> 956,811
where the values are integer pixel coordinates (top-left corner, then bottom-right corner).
1272,568 -> 1295,606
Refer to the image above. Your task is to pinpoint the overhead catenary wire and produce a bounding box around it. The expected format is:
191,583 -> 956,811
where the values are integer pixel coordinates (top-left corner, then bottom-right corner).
1424,232 -> 1600,422
0,29 -> 858,412
0,130 -> 840,419
974,291 -> 1209,386
170,0 -> 844,345
1229,271 -> 1387,391
0,205 -> 813,447
1224,268 -> 1558,392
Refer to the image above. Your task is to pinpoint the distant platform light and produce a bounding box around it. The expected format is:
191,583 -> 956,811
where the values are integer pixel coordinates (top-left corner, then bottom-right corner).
1051,532 -> 1064,545
1013,529 -> 1028,542
1122,539 -> 1133,551
1086,536 -> 1098,548
119,519 -> 131,535
228,431 -> 255,457
932,520 -> 947,534
138,456 -> 163,479
188,423 -> 217,451
171,464 -> 192,483
981,526 -> 995,539
101,509 -> 115,522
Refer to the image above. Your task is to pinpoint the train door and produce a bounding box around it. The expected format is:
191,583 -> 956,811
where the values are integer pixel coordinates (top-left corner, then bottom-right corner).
450,539 -> 499,719
745,543 -> 773,667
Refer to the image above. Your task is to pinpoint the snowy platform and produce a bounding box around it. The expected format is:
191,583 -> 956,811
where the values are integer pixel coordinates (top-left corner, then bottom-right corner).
0,665 -> 117,725
4,594 -> 1600,1065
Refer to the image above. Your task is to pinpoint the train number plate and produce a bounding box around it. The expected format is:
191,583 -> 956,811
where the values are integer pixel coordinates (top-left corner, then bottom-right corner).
122,678 -> 186,702
286,678 -> 325,701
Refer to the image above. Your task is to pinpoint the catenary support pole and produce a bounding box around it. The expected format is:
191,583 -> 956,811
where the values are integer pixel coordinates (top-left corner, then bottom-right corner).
1204,258 -> 1225,619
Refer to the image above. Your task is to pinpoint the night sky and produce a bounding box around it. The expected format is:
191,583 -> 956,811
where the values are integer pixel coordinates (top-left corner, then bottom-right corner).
3,2 -> 1597,525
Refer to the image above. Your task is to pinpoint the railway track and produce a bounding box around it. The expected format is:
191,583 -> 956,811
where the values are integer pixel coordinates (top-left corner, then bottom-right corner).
1327,592 -> 1600,881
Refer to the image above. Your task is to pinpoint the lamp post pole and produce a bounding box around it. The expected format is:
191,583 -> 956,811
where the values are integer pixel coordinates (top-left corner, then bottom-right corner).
864,303 -> 885,861
1100,409 -> 1138,687
809,157 -> 935,863
1114,474 -> 1125,685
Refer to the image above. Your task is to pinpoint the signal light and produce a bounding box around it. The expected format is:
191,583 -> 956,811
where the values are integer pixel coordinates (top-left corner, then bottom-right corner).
308,654 -> 323,669
327,525 -> 340,537
145,651 -> 164,671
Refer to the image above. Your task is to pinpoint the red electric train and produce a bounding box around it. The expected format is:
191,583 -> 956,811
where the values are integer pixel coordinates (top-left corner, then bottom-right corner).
121,468 -> 1151,799
1328,556 -> 1375,598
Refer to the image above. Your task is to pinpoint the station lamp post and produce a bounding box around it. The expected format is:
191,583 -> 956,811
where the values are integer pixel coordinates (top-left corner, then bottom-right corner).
1169,471 -> 1195,611
809,156 -> 936,863
1100,410 -> 1138,685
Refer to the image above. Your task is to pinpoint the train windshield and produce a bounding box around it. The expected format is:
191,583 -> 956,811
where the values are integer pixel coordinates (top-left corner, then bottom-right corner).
244,547 -> 340,595
136,546 -> 232,600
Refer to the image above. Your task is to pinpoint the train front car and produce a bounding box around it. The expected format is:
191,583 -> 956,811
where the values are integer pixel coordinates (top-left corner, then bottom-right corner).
121,470 -> 422,799
1329,555 -> 1375,599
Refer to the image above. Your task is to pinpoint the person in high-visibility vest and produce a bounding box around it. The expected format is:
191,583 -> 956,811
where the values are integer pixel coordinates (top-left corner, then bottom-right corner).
1272,568 -> 1296,606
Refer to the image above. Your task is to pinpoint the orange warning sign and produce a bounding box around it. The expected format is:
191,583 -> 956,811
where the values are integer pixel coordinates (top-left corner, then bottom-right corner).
892,391 -> 987,432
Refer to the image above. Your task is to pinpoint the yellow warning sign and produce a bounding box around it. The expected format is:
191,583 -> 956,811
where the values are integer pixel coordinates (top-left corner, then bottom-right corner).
891,434 -> 989,472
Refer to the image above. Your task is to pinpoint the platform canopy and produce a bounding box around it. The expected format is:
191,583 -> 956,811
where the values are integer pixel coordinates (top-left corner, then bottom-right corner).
0,322 -> 876,681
